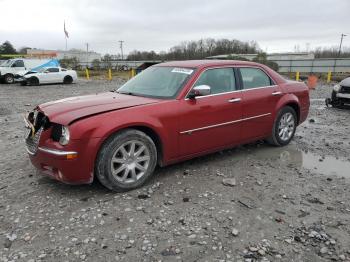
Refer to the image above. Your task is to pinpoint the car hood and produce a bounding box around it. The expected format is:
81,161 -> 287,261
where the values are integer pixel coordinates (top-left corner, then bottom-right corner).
340,77 -> 350,87
38,92 -> 161,125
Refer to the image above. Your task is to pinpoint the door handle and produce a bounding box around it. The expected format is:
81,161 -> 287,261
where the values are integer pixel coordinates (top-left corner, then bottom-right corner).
228,98 -> 241,103
272,91 -> 282,96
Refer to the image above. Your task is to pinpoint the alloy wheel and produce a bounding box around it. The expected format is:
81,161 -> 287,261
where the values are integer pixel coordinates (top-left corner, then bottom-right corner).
278,112 -> 295,141
110,140 -> 150,184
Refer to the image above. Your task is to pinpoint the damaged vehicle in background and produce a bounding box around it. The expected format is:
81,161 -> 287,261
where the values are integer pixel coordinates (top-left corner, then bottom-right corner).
17,67 -> 78,86
24,60 -> 310,192
0,58 -> 58,84
326,77 -> 350,108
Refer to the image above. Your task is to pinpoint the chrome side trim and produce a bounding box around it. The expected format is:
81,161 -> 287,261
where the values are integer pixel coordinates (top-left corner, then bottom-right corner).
180,113 -> 271,134
38,147 -> 77,156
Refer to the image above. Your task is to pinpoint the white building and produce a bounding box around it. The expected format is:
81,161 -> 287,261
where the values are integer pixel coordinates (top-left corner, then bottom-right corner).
26,49 -> 101,64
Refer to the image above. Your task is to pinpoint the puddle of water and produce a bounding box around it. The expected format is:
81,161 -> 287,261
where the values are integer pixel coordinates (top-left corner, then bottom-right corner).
302,153 -> 350,177
310,98 -> 326,102
241,145 -> 350,178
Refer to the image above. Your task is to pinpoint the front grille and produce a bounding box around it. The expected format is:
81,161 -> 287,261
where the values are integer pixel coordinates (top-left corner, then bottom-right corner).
340,85 -> 350,94
26,127 -> 43,155
25,110 -> 51,155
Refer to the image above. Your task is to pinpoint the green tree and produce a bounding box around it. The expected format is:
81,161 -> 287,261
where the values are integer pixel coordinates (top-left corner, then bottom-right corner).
102,54 -> 112,68
91,59 -> 101,69
59,57 -> 80,69
252,53 -> 279,71
0,41 -> 17,54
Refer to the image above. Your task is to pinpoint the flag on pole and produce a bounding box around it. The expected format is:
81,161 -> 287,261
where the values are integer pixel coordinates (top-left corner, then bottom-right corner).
64,21 -> 69,38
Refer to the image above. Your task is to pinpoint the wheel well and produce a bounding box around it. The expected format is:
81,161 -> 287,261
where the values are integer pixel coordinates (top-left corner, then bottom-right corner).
4,73 -> 14,81
98,126 -> 164,167
130,126 -> 163,166
64,75 -> 73,80
285,102 -> 300,124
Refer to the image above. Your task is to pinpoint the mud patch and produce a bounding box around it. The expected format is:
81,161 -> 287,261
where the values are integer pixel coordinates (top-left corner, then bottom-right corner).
243,144 -> 350,178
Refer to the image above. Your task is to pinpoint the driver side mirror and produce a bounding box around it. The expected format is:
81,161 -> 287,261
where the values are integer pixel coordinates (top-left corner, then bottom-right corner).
188,85 -> 211,99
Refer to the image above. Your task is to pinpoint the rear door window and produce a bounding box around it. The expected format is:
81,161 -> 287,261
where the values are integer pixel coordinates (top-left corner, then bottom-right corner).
239,67 -> 273,89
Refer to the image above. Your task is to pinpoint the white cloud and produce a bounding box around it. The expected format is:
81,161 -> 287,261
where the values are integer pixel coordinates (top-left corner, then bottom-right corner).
0,0 -> 349,54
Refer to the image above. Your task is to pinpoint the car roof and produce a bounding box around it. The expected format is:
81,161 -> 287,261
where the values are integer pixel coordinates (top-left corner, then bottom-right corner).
157,59 -> 262,69
156,59 -> 286,84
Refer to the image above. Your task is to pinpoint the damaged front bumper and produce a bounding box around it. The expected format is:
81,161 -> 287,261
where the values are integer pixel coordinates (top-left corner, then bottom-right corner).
325,90 -> 350,107
24,111 -> 95,185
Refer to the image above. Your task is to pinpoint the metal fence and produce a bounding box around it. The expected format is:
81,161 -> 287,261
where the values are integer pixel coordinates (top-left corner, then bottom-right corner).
271,58 -> 350,73
77,58 -> 350,73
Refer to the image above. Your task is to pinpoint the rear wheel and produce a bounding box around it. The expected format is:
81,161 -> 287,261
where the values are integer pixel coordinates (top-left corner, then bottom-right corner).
28,77 -> 39,86
267,106 -> 297,146
63,75 -> 73,84
20,81 -> 27,86
95,129 -> 157,192
4,74 -> 14,84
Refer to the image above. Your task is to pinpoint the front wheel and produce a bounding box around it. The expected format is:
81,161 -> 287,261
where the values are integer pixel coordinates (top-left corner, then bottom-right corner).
267,106 -> 297,146
4,74 -> 14,84
28,77 -> 39,86
95,129 -> 157,192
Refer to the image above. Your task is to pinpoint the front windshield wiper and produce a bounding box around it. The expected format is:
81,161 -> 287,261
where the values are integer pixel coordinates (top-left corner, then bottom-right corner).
115,90 -> 139,96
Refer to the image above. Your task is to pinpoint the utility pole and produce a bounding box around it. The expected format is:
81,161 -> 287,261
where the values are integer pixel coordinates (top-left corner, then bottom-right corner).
119,40 -> 124,60
86,43 -> 89,68
338,33 -> 347,57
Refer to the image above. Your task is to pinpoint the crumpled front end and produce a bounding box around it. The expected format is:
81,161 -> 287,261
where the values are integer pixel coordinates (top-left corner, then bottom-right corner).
24,109 -> 96,184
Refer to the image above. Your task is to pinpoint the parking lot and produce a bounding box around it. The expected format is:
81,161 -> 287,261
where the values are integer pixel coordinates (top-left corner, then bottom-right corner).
0,79 -> 350,261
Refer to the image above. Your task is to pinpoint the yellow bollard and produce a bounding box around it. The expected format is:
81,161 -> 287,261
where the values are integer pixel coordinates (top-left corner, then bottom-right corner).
85,68 -> 90,80
327,71 -> 332,83
296,71 -> 300,81
108,69 -> 112,80
129,68 -> 136,78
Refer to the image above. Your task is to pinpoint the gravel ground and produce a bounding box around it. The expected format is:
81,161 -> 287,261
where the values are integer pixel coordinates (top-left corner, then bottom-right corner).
0,79 -> 350,262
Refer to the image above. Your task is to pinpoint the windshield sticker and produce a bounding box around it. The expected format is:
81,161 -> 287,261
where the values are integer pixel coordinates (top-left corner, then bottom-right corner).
171,68 -> 193,75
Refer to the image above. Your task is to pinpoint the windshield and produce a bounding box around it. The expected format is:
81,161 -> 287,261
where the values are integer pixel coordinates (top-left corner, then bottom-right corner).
117,66 -> 195,98
37,68 -> 47,73
1,60 -> 13,67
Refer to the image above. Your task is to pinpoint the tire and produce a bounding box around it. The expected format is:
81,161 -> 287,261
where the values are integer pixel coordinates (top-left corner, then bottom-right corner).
20,81 -> 27,86
4,74 -> 14,84
95,129 -> 157,192
63,75 -> 73,84
28,77 -> 39,86
267,106 -> 297,146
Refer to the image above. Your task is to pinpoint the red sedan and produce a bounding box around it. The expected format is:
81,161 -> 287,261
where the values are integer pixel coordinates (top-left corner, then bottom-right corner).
25,60 -> 310,191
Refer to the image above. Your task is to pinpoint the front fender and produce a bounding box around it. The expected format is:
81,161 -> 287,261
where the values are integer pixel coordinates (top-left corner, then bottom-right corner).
68,103 -> 179,165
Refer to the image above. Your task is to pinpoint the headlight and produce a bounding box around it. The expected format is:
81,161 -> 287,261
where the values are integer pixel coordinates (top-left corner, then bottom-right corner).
59,126 -> 70,145
333,84 -> 341,92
